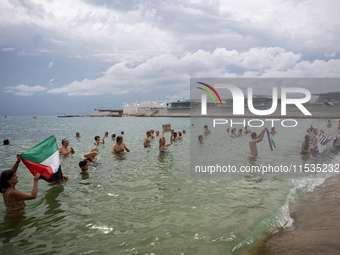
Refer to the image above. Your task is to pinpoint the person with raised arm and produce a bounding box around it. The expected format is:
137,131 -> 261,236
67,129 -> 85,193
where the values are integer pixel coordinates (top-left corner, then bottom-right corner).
0,154 -> 40,212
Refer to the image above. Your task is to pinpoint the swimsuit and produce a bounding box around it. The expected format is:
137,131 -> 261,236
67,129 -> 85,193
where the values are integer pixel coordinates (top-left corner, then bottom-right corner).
6,190 -> 25,211
300,143 -> 309,155
160,147 -> 169,154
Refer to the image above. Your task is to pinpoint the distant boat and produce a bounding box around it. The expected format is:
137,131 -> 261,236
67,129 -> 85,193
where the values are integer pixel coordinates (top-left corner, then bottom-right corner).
32,116 -> 39,119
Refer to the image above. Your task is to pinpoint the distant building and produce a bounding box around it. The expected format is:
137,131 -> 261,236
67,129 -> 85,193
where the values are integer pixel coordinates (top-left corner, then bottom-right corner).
123,100 -> 167,115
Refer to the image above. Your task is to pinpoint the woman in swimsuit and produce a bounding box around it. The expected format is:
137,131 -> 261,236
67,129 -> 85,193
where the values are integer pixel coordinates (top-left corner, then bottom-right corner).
159,130 -> 173,153
300,134 -> 310,155
0,154 -> 40,212
84,147 -> 99,162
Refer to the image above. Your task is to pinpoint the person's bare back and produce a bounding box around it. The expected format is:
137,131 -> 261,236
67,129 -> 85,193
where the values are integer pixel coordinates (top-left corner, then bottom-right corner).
248,129 -> 266,158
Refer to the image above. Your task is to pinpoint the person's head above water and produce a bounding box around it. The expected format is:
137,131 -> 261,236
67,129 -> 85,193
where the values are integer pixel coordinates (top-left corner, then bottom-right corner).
62,139 -> 69,146
117,136 -> 123,143
204,125 -> 208,129
251,132 -> 257,139
198,135 -> 203,142
79,160 -> 88,171
146,131 -> 151,136
94,136 -> 100,141
3,139 -> 10,145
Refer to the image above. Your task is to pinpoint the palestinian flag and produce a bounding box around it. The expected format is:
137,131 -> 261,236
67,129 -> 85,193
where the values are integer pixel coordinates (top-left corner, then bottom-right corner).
264,127 -> 276,151
21,135 -> 63,183
324,97 -> 334,107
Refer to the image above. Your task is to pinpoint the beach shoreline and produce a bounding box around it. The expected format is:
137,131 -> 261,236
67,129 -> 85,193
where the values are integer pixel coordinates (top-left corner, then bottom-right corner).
252,175 -> 340,255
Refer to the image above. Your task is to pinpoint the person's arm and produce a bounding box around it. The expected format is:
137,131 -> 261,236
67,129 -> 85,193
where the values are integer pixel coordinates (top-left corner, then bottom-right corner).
62,170 -> 68,179
70,147 -> 75,154
11,173 -> 40,200
165,134 -> 173,147
102,137 -> 105,144
110,144 -> 115,155
84,151 -> 98,158
12,153 -> 21,174
254,129 -> 266,143
124,143 -> 130,152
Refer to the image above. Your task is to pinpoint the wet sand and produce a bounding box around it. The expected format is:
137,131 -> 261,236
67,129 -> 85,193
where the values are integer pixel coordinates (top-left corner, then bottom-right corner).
257,175 -> 340,255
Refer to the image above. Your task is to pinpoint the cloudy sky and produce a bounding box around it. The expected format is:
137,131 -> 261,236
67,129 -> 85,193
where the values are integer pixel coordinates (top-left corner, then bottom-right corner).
1,0 -> 339,116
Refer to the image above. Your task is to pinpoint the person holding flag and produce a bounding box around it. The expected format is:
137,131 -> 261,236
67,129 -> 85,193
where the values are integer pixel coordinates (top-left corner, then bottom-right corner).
21,135 -> 68,184
0,154 -> 40,212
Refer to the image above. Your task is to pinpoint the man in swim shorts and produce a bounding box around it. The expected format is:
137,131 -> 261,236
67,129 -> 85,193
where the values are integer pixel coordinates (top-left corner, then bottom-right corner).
111,136 -> 130,155
58,139 -> 75,155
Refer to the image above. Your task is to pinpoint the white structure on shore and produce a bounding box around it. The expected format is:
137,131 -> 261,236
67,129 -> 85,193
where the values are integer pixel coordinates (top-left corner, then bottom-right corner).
123,100 -> 167,115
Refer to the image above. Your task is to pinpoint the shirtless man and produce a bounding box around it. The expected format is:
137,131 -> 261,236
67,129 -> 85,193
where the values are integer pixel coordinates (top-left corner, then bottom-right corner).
103,132 -> 109,138
155,130 -> 160,136
310,129 -> 319,152
75,132 -> 81,138
203,125 -> 211,134
249,129 -> 266,158
244,126 -> 251,134
94,136 -> 105,145
143,131 -> 152,147
270,127 -> 277,135
150,129 -> 156,138
110,136 -> 130,155
59,139 -> 75,155
178,131 -> 183,139
230,128 -> 238,138
327,120 -> 332,128
172,132 -> 179,141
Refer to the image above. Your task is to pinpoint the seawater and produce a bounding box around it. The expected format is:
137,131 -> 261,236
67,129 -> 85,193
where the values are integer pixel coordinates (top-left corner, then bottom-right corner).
0,116 -> 339,255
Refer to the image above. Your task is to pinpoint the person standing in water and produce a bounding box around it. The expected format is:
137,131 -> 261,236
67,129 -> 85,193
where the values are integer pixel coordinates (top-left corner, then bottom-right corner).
159,130 -> 173,153
143,131 -> 152,147
300,134 -> 310,155
249,128 -> 266,158
203,125 -> 211,134
197,135 -> 204,144
110,136 -> 130,155
0,154 -> 40,212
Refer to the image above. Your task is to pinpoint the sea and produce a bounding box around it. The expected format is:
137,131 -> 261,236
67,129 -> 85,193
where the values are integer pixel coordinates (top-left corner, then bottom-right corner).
0,116 -> 339,255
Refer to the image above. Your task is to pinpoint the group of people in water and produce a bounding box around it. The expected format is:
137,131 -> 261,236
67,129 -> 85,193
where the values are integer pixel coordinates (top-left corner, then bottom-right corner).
300,120 -> 340,155
1,126 -> 187,212
198,124 -> 276,158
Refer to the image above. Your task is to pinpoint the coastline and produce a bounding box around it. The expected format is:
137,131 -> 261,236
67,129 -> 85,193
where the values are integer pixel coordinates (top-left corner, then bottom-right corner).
254,175 -> 340,255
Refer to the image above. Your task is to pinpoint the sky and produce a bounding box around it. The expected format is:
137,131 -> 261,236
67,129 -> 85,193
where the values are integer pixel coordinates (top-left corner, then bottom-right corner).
0,0 -> 340,116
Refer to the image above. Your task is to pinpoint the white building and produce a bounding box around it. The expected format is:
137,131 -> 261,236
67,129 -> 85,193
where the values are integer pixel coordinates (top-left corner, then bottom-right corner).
123,100 -> 167,115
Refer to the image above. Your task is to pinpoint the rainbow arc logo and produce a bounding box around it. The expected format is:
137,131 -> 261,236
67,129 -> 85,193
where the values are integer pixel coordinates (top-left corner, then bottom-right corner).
196,82 -> 223,106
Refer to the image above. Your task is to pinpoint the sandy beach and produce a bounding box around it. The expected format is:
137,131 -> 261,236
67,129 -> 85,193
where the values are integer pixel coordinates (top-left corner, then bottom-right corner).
256,175 -> 340,255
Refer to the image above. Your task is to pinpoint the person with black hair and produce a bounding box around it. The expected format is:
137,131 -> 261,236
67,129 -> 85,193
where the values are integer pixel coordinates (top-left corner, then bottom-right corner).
3,139 -> 10,145
0,154 -> 40,212
58,139 -> 75,155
